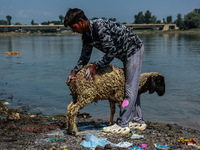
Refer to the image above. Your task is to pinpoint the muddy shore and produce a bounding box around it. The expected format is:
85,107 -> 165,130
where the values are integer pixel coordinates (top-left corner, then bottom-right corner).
0,101 -> 200,150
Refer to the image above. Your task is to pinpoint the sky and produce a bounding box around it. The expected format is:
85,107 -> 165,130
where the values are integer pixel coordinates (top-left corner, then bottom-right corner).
1,0 -> 200,25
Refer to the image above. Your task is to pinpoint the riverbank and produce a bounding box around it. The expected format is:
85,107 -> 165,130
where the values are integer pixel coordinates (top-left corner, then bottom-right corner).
0,28 -> 200,37
0,101 -> 200,150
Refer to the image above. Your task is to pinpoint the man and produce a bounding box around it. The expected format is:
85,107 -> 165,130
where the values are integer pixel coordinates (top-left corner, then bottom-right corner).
64,8 -> 146,135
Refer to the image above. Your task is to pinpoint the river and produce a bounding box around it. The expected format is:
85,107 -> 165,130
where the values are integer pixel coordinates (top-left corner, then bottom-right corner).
0,33 -> 200,130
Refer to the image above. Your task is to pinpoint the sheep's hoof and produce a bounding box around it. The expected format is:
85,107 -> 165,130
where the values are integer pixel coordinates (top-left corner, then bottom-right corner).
109,122 -> 113,126
65,128 -> 72,135
74,131 -> 79,136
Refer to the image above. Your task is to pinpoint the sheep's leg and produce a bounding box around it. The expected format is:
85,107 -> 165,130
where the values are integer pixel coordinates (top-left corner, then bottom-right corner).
69,92 -> 96,136
66,101 -> 74,134
109,100 -> 115,125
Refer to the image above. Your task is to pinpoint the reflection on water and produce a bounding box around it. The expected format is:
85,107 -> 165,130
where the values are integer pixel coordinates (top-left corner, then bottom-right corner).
0,33 -> 200,130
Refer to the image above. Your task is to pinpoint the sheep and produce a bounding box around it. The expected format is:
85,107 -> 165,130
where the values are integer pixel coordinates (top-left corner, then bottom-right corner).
66,64 -> 165,135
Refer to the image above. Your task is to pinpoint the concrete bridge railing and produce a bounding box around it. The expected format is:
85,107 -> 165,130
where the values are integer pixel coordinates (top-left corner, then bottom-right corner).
125,24 -> 179,31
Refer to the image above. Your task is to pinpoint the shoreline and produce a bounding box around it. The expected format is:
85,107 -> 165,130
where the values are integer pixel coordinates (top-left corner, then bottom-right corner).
0,101 -> 200,149
0,28 -> 200,37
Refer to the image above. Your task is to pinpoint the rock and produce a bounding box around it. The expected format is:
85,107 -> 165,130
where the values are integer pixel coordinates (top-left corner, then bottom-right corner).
95,145 -> 104,150
104,144 -> 112,149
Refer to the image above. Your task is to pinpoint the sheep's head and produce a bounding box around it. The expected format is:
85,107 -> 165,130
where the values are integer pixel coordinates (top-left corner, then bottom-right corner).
149,74 -> 165,96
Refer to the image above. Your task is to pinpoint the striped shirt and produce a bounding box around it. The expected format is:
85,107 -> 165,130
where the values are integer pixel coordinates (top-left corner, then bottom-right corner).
74,19 -> 143,71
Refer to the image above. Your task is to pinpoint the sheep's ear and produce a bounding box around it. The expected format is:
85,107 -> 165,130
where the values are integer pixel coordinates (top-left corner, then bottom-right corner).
149,76 -> 156,94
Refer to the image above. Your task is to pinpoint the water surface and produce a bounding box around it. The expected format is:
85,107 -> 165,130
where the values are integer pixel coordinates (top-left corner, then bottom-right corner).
0,33 -> 200,130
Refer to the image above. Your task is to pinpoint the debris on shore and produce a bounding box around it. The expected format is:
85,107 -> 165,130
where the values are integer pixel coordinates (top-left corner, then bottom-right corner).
0,101 -> 199,149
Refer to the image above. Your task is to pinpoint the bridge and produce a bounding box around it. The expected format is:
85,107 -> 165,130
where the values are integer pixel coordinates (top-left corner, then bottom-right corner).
0,24 -> 178,32
0,25 -> 66,32
125,24 -> 179,30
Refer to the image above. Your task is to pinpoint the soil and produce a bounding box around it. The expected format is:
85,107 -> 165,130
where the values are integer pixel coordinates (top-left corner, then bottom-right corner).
0,101 -> 200,150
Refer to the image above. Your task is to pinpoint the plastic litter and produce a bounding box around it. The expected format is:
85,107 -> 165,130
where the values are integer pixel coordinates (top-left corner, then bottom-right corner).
115,141 -> 133,148
49,138 -> 65,142
131,133 -> 144,139
3,102 -> 10,105
188,143 -> 200,149
139,144 -> 147,148
35,138 -> 51,145
80,133 -> 132,149
131,130 -> 137,133
128,130 -> 137,136
80,133 -> 110,148
130,146 -> 144,150
178,137 -> 200,149
154,144 -> 167,150
5,51 -> 21,55
49,147 -> 67,150
47,129 -> 64,137
178,137 -> 199,145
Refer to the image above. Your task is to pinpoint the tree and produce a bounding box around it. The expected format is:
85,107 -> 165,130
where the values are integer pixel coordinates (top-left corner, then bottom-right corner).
163,18 -> 166,24
156,20 -> 162,24
15,22 -> 21,25
108,18 -> 116,22
144,10 -> 152,24
150,15 -> 157,23
0,20 -> 8,25
6,15 -> 12,25
91,17 -> 99,20
59,15 -> 64,23
174,13 -> 185,30
184,10 -> 200,29
31,19 -> 35,25
193,8 -> 200,14
166,16 -> 172,23
134,11 -> 144,24
41,21 -> 50,25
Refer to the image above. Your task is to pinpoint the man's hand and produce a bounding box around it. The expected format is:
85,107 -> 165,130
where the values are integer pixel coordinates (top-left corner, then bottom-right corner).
66,70 -> 76,86
84,64 -> 98,82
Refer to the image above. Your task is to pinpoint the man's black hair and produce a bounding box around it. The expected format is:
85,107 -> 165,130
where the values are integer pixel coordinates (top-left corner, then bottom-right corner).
64,8 -> 88,27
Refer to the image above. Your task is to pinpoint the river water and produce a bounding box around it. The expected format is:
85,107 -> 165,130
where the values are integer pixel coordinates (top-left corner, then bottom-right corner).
0,33 -> 200,130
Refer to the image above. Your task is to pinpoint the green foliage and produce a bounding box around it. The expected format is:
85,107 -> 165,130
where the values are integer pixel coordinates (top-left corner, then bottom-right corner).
162,18 -> 166,24
31,20 -> 35,25
15,22 -> 21,25
41,20 -> 63,25
174,14 -> 185,30
156,20 -> 162,24
59,15 -> 64,23
144,10 -> 151,24
150,15 -> 157,24
134,11 -> 144,24
108,18 -> 116,22
166,16 -> 172,23
0,20 -> 8,25
90,17 -> 117,22
134,10 -> 157,24
184,9 -> 200,29
6,15 -> 12,25
91,17 -> 99,20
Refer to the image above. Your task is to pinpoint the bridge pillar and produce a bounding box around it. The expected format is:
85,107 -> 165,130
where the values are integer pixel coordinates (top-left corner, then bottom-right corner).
56,27 -> 61,33
162,25 -> 169,31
